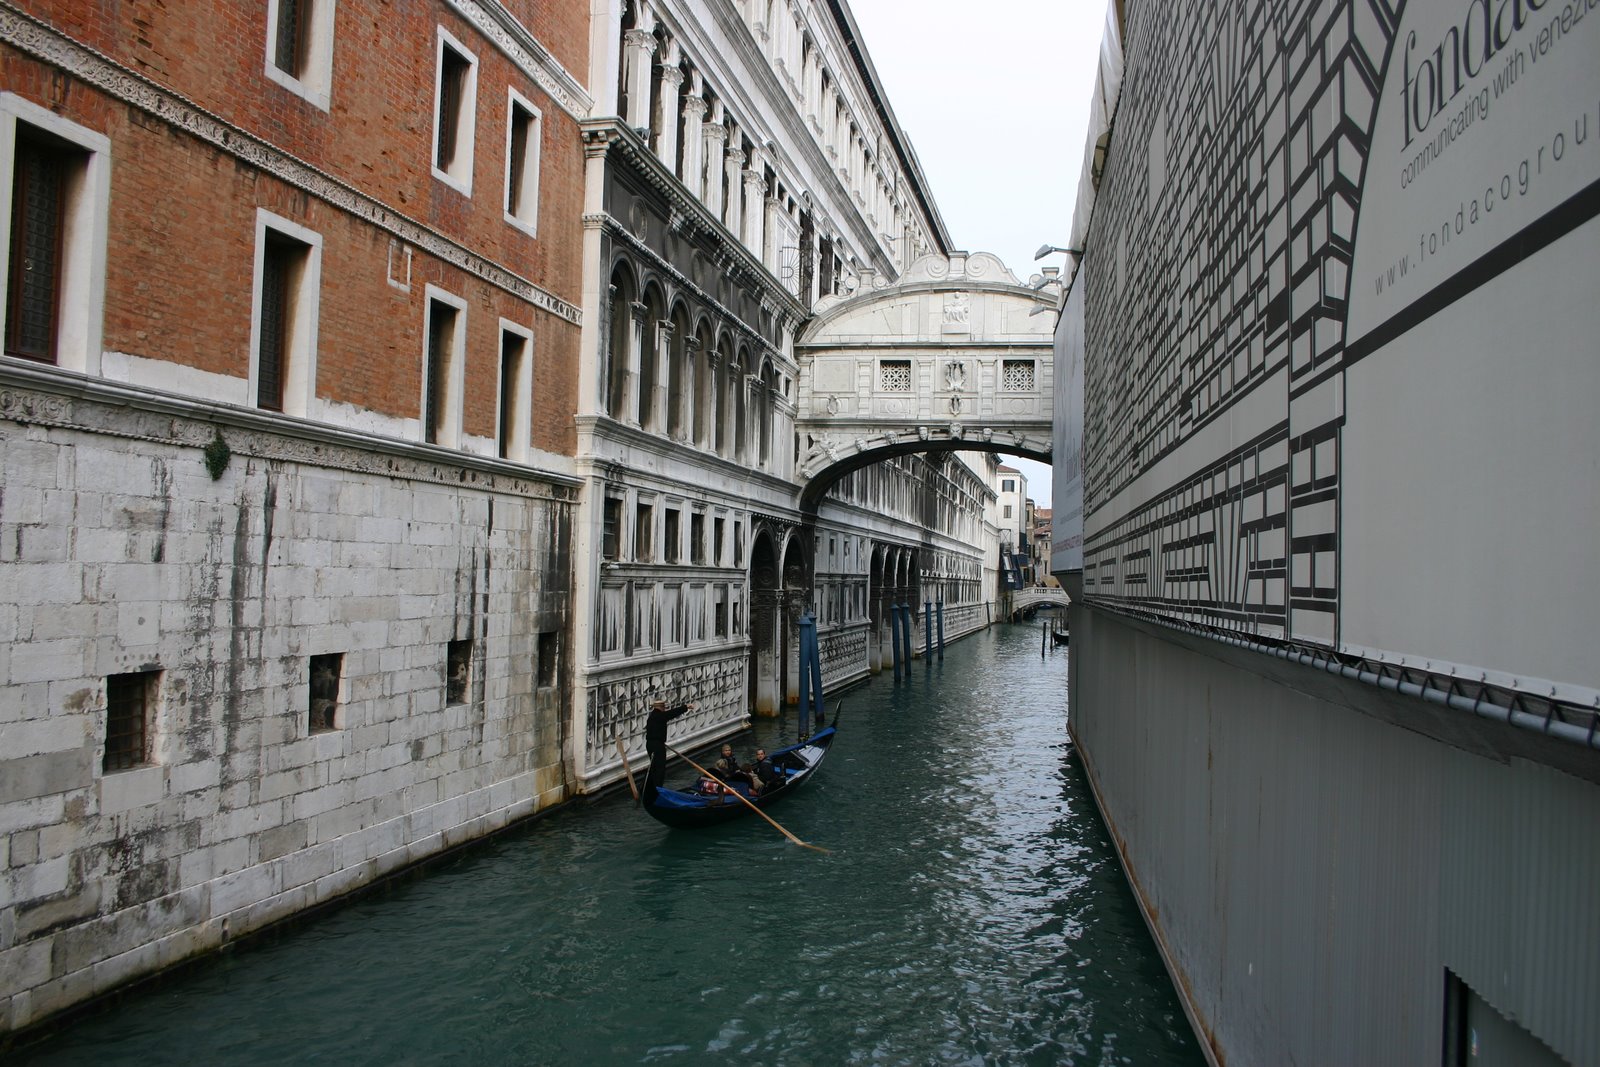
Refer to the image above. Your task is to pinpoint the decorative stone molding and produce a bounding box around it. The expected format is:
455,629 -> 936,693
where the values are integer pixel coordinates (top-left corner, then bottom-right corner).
0,3 -> 582,326
0,363 -> 579,500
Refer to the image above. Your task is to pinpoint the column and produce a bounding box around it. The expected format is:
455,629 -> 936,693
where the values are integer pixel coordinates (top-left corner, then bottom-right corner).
742,163 -> 767,259
653,41 -> 682,167
702,102 -> 727,215
680,75 -> 705,189
622,11 -> 657,131
723,138 -> 744,236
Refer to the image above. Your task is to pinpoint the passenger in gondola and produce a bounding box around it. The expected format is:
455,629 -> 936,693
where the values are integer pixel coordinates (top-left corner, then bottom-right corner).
751,747 -> 782,795
711,743 -> 740,780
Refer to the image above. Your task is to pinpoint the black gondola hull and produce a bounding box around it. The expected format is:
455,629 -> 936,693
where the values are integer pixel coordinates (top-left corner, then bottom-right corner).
642,726 -> 836,829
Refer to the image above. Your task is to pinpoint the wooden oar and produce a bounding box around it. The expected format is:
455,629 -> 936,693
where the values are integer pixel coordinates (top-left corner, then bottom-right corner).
616,737 -> 641,804
667,744 -> 830,854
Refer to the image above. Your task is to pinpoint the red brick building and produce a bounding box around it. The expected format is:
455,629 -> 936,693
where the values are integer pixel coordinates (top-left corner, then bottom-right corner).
0,0 -> 591,1031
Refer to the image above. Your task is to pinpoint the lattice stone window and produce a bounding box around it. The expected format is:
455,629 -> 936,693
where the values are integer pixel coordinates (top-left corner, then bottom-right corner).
879,359 -> 912,392
1002,359 -> 1036,391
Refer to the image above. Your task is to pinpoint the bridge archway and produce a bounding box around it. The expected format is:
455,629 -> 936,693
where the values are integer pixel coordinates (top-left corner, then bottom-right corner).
793,252 -> 1058,508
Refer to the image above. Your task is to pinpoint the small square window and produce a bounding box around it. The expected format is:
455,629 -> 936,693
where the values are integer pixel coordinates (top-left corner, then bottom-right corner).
536,631 -> 558,689
446,639 -> 472,705
879,359 -> 911,392
1001,359 -> 1036,391
104,670 -> 159,773
308,653 -> 342,733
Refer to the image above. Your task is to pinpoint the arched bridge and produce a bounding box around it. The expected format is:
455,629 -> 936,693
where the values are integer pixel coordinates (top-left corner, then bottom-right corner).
1013,587 -> 1072,614
794,252 -> 1059,507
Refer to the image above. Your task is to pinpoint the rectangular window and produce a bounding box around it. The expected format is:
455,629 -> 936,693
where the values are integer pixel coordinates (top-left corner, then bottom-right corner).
308,652 -> 342,733
634,500 -> 653,562
1002,479 -> 1015,492
497,323 -> 532,461
690,512 -> 706,565
504,90 -> 542,235
433,30 -> 478,194
1004,504 -> 1013,518
733,520 -> 743,566
104,670 -> 159,773
664,507 -> 681,564
602,496 -> 623,560
265,0 -> 335,109
713,516 -> 725,566
2,101 -> 109,374
446,639 -> 472,705
252,218 -> 320,416
536,631 -> 558,689
422,287 -> 465,446
713,584 -> 728,638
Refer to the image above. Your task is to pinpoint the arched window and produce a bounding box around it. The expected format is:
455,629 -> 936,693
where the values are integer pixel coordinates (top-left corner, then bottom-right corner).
668,302 -> 690,440
638,283 -> 664,430
734,345 -> 749,462
714,335 -> 733,457
694,320 -> 714,449
759,359 -> 774,467
606,265 -> 635,418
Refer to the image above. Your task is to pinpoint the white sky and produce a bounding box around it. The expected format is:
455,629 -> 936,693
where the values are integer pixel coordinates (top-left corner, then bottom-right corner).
845,0 -> 1108,508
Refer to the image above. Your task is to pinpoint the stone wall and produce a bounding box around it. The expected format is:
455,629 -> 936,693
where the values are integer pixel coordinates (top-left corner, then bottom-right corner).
0,378 -> 575,1033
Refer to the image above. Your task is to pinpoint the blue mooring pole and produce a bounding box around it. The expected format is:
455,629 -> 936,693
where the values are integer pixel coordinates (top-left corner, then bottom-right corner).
900,601 -> 913,669
797,612 -> 815,736
923,600 -> 932,665
937,598 -> 945,661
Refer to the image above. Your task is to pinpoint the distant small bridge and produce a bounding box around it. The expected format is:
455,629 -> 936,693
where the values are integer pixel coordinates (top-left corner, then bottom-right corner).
1011,587 -> 1071,616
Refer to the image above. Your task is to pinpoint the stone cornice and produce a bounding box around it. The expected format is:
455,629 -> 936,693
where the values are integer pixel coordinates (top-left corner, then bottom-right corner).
0,2 -> 582,326
0,360 -> 582,499
441,0 -> 593,120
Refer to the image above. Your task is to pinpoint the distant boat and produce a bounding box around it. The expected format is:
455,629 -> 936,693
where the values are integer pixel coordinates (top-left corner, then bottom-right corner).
1051,629 -> 1071,646
640,705 -> 837,829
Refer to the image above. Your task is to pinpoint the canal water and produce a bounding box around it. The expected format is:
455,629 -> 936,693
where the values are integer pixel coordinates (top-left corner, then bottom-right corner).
15,622 -> 1203,1065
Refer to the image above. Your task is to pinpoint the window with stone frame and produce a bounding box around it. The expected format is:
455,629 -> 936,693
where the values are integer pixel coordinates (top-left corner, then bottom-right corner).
664,507 -> 681,563
690,511 -> 706,564
104,670 -> 160,773
504,89 -> 542,235
432,29 -> 478,194
879,358 -> 912,392
602,496 -> 623,560
634,500 -> 654,562
497,325 -> 532,461
1001,359 -> 1036,391
265,0 -> 336,109
713,516 -> 725,566
253,217 -> 320,416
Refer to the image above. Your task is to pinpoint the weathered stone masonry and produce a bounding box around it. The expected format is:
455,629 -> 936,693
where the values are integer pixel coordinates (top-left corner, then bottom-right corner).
0,372 -> 575,1032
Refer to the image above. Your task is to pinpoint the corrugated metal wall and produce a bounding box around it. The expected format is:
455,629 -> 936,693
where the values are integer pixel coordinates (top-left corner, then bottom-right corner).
1072,606 -> 1598,1066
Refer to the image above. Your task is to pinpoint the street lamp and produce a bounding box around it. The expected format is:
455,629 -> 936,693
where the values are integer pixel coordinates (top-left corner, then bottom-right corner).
1034,244 -> 1083,260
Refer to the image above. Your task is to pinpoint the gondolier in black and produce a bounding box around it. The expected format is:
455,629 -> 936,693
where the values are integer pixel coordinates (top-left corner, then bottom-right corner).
643,695 -> 696,800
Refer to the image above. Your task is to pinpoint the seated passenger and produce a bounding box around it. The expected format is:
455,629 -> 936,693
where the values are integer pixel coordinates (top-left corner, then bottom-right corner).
752,747 -> 782,793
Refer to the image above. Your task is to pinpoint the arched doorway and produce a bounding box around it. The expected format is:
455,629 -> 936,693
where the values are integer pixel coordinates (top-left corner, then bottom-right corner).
781,533 -> 806,706
748,530 -> 781,717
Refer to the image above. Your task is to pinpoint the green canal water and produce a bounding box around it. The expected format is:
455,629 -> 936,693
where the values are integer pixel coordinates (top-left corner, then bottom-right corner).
15,623 -> 1204,1065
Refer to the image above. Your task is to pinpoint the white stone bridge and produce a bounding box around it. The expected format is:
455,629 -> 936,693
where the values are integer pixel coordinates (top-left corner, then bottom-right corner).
793,253 -> 1058,508
1012,587 -> 1072,615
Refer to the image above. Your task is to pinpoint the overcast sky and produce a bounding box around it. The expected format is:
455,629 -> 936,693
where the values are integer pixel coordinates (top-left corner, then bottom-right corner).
846,0 -> 1108,507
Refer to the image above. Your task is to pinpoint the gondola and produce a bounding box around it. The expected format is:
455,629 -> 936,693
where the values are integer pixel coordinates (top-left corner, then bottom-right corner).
1051,629 -> 1071,646
639,703 -> 837,829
